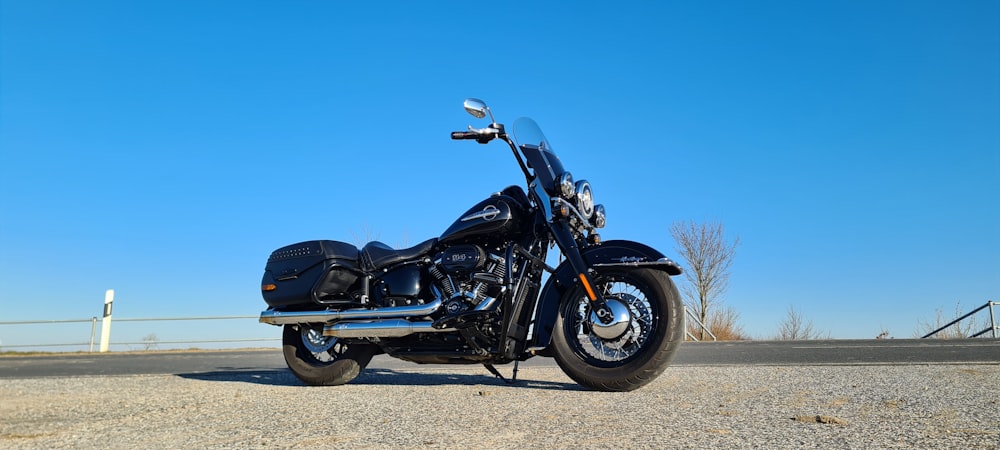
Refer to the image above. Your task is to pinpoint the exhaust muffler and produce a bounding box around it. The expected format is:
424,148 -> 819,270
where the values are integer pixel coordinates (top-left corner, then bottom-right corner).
322,319 -> 455,338
259,299 -> 443,325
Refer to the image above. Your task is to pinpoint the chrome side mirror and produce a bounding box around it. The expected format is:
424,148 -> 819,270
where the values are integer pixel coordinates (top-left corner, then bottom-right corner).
463,98 -> 495,123
463,98 -> 488,118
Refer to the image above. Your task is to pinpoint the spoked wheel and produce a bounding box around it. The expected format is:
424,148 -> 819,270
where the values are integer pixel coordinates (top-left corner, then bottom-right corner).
282,324 -> 378,386
551,268 -> 684,391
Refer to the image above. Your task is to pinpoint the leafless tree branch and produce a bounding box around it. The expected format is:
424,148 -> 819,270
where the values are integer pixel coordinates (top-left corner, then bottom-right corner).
350,222 -> 381,248
916,301 -> 982,339
670,220 -> 740,340
776,305 -> 827,340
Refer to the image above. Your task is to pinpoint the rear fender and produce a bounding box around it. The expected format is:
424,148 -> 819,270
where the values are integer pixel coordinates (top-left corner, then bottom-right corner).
529,240 -> 682,352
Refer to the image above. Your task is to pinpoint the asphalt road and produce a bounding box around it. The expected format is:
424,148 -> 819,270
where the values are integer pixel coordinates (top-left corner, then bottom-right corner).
1,338 -> 997,379
4,339 -> 999,448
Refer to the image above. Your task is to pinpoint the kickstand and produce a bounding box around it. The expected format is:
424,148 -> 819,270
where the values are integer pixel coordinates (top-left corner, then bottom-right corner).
483,360 -> 520,384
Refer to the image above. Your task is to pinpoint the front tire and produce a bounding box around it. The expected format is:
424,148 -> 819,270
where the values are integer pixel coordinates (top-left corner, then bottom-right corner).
282,324 -> 378,386
550,268 -> 684,391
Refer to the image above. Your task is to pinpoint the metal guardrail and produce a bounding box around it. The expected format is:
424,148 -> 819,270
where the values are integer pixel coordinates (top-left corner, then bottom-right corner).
4,309 -> 718,351
684,306 -> 717,341
8,301 -> 991,351
921,301 -> 999,339
0,317 -> 101,351
0,315 -> 279,352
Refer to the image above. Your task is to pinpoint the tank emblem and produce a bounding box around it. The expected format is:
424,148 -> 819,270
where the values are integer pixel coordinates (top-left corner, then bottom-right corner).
460,205 -> 500,222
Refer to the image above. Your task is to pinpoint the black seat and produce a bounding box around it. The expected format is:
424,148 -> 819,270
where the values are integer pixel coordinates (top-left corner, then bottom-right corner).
361,238 -> 438,271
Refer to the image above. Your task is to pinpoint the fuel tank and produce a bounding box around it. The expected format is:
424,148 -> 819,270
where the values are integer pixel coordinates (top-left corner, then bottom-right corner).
439,186 -> 530,245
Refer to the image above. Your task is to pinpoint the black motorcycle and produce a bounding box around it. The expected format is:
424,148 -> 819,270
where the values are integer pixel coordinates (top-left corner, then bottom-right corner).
259,99 -> 684,391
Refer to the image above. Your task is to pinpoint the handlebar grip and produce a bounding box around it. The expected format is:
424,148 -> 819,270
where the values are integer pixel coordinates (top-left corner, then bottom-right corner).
451,131 -> 478,140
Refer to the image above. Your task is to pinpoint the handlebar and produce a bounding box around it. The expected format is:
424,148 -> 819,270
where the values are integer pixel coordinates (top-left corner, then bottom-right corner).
451,131 -> 479,140
451,126 -> 503,144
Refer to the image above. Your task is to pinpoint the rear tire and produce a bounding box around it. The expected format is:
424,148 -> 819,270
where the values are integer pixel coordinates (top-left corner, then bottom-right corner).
550,268 -> 684,391
282,324 -> 378,386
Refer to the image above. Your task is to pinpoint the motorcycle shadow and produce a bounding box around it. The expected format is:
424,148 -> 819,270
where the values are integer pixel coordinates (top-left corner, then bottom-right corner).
354,368 -> 582,391
176,369 -> 300,386
176,368 -> 581,391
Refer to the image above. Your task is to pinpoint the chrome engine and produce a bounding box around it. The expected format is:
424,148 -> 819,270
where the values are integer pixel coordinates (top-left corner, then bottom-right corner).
258,245 -> 509,340
429,245 -> 506,315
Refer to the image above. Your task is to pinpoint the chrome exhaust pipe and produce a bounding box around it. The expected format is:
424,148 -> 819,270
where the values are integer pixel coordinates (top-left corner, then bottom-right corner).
323,320 -> 455,338
259,299 -> 443,325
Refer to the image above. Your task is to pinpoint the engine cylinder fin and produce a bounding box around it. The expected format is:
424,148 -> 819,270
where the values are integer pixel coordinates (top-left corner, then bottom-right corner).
429,265 -> 456,299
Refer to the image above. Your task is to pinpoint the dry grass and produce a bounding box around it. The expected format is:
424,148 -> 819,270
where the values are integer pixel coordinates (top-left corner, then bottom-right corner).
689,305 -> 749,341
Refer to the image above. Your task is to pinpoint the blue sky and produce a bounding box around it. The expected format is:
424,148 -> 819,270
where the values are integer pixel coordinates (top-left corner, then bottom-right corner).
1,1 -> 997,349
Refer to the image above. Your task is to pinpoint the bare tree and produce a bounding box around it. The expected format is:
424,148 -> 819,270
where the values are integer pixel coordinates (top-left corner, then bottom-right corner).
142,333 -> 160,351
350,223 -> 411,249
776,305 -> 827,340
349,222 -> 381,248
916,301 -> 981,338
669,220 -> 740,340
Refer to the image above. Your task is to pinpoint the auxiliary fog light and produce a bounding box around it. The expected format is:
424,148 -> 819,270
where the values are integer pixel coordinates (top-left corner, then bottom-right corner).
593,204 -> 606,228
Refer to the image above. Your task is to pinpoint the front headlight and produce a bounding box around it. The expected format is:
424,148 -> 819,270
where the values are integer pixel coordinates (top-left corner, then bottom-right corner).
557,172 -> 575,199
593,204 -> 606,228
575,180 -> 594,219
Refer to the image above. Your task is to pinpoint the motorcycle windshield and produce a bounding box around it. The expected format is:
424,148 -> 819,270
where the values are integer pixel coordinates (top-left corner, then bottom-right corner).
512,117 -> 566,195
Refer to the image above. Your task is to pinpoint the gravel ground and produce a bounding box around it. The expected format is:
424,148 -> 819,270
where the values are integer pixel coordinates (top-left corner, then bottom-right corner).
1,365 -> 997,449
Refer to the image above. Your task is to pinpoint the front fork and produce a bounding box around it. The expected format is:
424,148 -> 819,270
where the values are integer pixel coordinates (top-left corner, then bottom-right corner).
526,180 -> 611,322
548,221 -> 612,321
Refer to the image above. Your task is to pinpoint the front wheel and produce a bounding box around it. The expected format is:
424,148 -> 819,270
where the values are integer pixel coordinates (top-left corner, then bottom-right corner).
550,268 -> 684,391
282,324 -> 378,386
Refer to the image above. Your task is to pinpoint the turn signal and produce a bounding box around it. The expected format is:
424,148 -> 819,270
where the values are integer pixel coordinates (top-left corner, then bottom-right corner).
262,284 -> 277,292
553,201 -> 570,218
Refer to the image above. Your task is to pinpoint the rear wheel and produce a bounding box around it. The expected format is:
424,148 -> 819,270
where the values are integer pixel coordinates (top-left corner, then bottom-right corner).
282,324 -> 378,386
550,268 -> 683,391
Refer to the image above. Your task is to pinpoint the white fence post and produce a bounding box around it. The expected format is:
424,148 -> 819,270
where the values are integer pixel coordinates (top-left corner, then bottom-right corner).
99,289 -> 114,352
